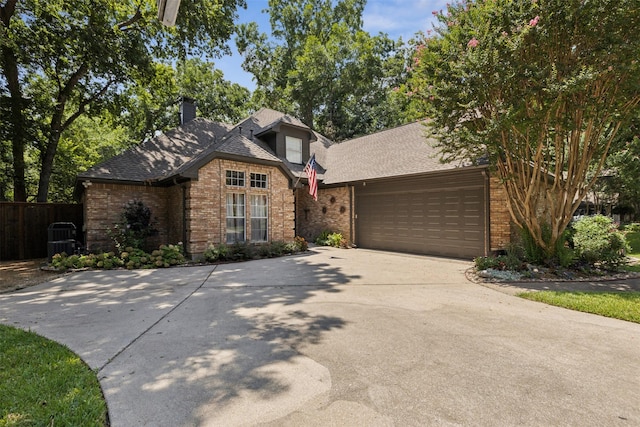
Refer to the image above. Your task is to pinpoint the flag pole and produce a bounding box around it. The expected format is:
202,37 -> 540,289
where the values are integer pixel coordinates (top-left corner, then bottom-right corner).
294,153 -> 314,188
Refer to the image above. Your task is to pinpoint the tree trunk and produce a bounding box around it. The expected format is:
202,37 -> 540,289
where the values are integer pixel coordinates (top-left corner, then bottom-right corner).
2,46 -> 27,202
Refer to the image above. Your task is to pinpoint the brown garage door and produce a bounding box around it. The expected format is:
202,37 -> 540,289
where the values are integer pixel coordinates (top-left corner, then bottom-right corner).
355,170 -> 487,259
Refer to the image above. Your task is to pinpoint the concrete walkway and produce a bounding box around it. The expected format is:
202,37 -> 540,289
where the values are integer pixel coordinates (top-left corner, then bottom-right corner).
1,247 -> 639,426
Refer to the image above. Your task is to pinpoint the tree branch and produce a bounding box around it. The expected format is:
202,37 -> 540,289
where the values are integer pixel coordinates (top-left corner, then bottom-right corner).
62,79 -> 116,131
117,8 -> 143,32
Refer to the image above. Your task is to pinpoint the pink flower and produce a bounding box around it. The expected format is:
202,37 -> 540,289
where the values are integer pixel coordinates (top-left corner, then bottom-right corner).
467,37 -> 479,48
432,10 -> 438,16
529,15 -> 540,27
501,31 -> 508,37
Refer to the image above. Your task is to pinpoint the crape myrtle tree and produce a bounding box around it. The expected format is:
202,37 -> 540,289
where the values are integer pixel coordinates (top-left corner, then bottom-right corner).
0,0 -> 245,202
406,0 -> 640,259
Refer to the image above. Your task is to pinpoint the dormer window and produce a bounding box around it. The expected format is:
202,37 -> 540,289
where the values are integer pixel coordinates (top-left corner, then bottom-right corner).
285,136 -> 302,164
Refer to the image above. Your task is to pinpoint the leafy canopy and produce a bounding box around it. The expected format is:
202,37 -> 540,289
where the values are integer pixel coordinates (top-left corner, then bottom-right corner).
1,0 -> 245,201
236,0 -> 409,140
407,0 -> 640,258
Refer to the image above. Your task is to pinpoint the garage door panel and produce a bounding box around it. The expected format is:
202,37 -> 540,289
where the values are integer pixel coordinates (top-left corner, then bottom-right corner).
355,171 -> 487,259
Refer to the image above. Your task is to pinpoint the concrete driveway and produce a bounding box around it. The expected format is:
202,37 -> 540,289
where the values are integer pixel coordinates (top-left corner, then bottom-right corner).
1,247 -> 639,426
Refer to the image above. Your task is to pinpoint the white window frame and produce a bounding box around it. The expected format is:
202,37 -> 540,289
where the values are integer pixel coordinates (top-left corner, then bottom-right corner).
226,193 -> 246,243
250,194 -> 268,242
285,136 -> 303,164
250,173 -> 268,189
225,170 -> 245,187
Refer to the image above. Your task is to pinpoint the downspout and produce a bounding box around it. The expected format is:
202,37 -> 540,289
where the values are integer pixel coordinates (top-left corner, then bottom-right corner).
482,169 -> 491,256
182,184 -> 188,255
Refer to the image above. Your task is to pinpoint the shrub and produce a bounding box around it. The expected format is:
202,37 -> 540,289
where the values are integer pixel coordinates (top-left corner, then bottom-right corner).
624,223 -> 640,233
572,215 -> 629,268
50,243 -> 184,271
315,231 -> 346,248
474,254 -> 522,271
315,230 -> 333,246
108,200 -> 156,252
519,224 -> 574,267
203,243 -> 229,262
228,242 -> 255,261
293,236 -> 308,252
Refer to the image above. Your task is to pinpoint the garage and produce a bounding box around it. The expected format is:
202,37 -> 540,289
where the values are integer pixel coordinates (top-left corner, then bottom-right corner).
355,168 -> 488,259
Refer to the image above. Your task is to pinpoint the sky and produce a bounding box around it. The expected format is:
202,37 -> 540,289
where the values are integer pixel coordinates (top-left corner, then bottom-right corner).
215,0 -> 449,90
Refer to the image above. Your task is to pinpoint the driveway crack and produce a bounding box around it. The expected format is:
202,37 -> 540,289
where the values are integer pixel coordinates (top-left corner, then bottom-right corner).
97,265 -> 217,374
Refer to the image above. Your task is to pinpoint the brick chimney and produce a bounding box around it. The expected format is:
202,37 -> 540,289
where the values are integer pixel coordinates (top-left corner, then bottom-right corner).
179,96 -> 196,125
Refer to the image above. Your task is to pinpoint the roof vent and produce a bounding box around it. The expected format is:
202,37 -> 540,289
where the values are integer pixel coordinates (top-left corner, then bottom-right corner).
179,96 -> 196,125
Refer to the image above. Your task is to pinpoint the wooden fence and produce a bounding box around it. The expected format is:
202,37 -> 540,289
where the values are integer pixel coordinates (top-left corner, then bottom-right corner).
0,202 -> 83,261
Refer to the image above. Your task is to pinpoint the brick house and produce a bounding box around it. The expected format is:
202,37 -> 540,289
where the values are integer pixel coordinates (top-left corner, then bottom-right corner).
77,104 -> 511,259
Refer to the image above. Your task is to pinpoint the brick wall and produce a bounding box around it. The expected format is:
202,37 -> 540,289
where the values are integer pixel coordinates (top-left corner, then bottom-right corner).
296,186 -> 353,243
489,177 -> 511,251
82,182 -> 170,252
186,159 -> 295,256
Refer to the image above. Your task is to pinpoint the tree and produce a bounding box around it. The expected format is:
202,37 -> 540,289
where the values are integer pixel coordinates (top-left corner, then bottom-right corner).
1,0 -> 245,202
115,59 -> 252,145
406,0 -> 640,259
236,0 -> 408,140
604,115 -> 640,221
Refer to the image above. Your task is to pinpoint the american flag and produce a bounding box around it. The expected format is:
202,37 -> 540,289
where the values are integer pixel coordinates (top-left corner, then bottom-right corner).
303,154 -> 318,201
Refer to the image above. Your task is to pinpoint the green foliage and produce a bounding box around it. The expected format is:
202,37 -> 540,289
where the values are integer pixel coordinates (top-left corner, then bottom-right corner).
1,0 -> 246,201
407,0 -> 640,256
572,215 -> 629,268
203,243 -> 230,262
624,231 -> 640,258
50,244 -> 185,271
204,238 -> 309,262
108,200 -> 156,252
293,236 -> 309,252
236,0 -> 409,140
520,225 -> 574,268
315,231 -> 346,248
519,292 -> 640,324
0,325 -> 108,426
624,223 -> 640,233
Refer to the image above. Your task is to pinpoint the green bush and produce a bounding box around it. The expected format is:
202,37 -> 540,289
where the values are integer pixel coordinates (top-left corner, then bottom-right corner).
107,200 -> 156,252
228,242 -> 255,261
315,230 -> 333,246
203,243 -> 229,262
519,224 -> 574,268
293,236 -> 308,252
474,254 -> 522,271
315,231 -> 346,248
624,223 -> 640,233
572,215 -> 629,268
51,243 -> 184,271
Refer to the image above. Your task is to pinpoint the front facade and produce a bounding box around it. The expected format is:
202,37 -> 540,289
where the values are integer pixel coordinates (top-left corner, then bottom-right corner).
78,106 -> 511,260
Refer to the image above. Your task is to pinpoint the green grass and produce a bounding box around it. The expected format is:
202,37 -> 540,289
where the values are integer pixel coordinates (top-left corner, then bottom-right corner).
626,231 -> 640,258
519,291 -> 640,324
0,324 -> 108,426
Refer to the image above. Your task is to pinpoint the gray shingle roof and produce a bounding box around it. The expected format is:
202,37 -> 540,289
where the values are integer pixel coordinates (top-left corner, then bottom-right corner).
78,118 -> 232,182
78,108 -> 463,187
322,120 -> 459,184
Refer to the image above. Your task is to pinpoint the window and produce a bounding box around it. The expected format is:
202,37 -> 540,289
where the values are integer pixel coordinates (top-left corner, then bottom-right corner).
250,173 -> 268,188
226,193 -> 245,243
250,195 -> 268,242
285,136 -> 302,164
225,170 -> 245,187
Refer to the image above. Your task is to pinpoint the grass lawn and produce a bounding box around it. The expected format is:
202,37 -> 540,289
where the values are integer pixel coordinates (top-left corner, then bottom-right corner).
519,291 -> 640,324
626,231 -> 640,258
0,324 -> 108,426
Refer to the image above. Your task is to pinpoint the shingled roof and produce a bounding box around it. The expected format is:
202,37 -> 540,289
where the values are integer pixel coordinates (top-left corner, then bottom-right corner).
322,121 -> 460,184
78,118 -> 233,183
78,108 -> 464,188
